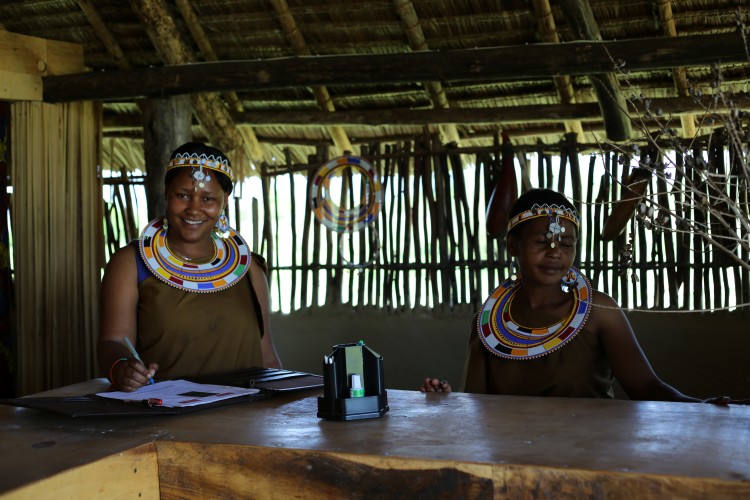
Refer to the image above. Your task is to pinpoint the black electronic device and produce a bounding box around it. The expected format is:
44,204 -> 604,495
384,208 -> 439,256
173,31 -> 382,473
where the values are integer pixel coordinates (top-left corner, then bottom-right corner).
317,341 -> 389,421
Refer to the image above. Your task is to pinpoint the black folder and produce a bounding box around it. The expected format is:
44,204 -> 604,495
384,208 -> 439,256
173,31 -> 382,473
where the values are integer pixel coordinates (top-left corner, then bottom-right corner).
185,367 -> 324,392
0,368 -> 323,418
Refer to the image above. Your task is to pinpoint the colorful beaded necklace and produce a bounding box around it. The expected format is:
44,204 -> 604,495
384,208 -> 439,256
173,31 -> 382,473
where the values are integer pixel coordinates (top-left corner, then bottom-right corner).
138,218 -> 251,293
477,267 -> 592,359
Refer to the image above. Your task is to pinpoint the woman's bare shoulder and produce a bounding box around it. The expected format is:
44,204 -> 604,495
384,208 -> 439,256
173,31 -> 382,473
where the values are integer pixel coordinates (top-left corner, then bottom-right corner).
103,243 -> 137,278
586,289 -> 626,328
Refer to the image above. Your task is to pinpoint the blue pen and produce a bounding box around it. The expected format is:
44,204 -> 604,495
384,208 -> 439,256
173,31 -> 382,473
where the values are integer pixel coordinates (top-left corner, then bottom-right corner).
123,337 -> 155,385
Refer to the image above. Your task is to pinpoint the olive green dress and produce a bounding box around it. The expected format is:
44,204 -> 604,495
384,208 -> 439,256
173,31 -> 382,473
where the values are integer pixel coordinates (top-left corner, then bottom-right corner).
462,314 -> 615,398
135,252 -> 265,381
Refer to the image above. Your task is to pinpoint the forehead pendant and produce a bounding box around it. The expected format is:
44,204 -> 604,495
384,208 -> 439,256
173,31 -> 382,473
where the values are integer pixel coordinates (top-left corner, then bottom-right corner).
190,162 -> 211,191
546,213 -> 565,248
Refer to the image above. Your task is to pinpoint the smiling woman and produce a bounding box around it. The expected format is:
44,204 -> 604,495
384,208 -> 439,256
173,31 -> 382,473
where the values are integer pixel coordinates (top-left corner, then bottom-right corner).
97,142 -> 281,392
421,188 -> 750,406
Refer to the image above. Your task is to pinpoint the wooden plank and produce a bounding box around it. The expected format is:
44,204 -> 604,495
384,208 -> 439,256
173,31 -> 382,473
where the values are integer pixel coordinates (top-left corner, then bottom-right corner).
286,149 -> 298,307
399,143 -> 413,309
472,153 -> 486,307
43,31 -> 750,102
557,0 -> 632,140
382,146 -> 395,310
3,381 -> 750,498
157,441 -> 750,499
299,157 -> 316,308
448,148 -> 473,306
0,30 -> 83,101
4,444 -> 158,499
585,154 -> 596,280
655,153 -> 678,308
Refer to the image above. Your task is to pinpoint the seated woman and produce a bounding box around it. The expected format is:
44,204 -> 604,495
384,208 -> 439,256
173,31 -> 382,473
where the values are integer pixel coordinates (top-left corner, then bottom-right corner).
98,142 -> 281,392
422,188 -> 743,404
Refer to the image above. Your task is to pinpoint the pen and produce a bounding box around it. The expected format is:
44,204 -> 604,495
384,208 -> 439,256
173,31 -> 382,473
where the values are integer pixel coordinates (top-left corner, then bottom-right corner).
123,337 -> 155,385
122,398 -> 162,407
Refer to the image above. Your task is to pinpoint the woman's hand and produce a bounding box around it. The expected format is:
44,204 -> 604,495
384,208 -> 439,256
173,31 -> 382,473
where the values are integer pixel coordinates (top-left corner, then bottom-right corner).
419,377 -> 452,393
702,396 -> 750,405
111,358 -> 159,392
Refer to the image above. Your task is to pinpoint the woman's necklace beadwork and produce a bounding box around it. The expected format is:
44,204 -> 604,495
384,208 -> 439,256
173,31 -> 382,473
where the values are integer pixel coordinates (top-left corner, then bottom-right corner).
476,267 -> 592,359
165,239 -> 216,263
139,218 -> 251,293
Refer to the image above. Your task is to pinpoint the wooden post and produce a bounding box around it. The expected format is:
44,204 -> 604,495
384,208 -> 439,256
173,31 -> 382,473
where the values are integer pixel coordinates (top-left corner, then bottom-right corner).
142,95 -> 191,220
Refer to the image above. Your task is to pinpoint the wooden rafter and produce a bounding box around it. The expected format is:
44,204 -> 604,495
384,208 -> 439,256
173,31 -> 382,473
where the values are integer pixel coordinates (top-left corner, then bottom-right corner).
393,0 -> 460,145
174,0 -> 243,114
43,31 -> 749,103
128,0 -> 265,169
557,0 -> 632,142
77,0 -> 131,70
530,0 -> 584,142
104,94 -> 744,129
269,0 -> 353,156
657,0 -> 696,139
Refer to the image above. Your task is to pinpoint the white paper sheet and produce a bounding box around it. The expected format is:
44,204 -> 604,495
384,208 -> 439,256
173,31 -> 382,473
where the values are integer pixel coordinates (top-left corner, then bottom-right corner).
96,379 -> 260,408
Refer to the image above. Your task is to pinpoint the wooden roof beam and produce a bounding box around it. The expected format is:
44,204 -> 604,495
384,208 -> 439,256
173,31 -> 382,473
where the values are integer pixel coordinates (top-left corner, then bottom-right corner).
43,31 -> 750,103
270,0 -> 353,156
558,0 -> 632,142
104,94 -> 743,129
393,0 -> 461,145
0,29 -> 83,101
76,0 -> 131,70
657,0 -> 697,139
129,0 -> 265,171
530,0 -> 584,142
174,0 -> 243,115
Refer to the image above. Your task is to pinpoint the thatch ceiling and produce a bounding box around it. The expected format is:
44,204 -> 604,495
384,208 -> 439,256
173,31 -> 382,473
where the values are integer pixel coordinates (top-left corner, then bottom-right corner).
1,0 -> 749,177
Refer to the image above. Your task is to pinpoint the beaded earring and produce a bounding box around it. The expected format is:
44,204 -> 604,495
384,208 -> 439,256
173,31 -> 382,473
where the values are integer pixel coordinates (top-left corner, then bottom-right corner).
214,213 -> 230,238
561,268 -> 577,293
509,259 -> 520,283
162,216 -> 169,231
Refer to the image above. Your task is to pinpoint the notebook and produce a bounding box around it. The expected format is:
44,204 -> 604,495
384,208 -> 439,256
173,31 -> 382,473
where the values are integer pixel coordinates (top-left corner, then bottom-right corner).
0,368 -> 323,417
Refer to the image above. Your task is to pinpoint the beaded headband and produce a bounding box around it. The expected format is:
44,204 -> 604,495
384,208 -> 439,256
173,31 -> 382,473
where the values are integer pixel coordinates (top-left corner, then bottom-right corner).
507,203 -> 580,234
167,151 -> 234,184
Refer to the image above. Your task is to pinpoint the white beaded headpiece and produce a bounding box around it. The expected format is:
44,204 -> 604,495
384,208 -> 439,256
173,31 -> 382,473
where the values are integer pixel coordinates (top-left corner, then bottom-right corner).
167,151 -> 234,189
507,203 -> 579,247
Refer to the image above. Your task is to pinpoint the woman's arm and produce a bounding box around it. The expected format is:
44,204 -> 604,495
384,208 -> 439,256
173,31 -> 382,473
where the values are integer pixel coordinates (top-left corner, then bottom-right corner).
250,259 -> 282,369
592,291 -> 700,402
98,245 -> 157,391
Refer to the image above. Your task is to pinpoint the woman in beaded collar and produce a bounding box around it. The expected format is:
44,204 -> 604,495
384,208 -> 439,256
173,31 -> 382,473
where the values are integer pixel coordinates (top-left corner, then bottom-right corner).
98,142 -> 281,391
421,189 -> 741,404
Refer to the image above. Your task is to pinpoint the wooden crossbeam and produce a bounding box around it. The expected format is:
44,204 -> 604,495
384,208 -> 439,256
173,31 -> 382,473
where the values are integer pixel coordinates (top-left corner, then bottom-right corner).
43,31 -> 749,103
0,30 -> 83,101
558,0 -> 632,141
102,94 -> 750,128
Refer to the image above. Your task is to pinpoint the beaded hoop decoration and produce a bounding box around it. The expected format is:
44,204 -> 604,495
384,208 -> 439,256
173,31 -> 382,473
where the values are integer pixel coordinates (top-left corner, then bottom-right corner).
139,218 -> 250,293
310,155 -> 382,233
477,267 -> 592,359
507,202 -> 579,234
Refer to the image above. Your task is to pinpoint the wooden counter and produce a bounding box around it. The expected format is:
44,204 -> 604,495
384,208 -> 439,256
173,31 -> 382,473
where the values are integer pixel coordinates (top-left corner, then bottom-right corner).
1,379 -> 749,498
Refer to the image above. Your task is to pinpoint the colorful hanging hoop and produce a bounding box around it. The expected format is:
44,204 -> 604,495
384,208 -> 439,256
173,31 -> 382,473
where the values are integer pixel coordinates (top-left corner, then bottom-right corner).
310,155 -> 382,233
476,267 -> 592,359
139,218 -> 251,293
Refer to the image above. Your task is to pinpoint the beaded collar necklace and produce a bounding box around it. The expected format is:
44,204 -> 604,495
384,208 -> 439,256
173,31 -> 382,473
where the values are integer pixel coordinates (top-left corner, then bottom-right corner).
139,218 -> 251,293
476,267 -> 592,359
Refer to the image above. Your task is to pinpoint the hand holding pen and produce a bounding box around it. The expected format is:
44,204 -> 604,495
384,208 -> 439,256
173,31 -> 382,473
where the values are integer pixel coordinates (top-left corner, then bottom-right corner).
109,337 -> 159,392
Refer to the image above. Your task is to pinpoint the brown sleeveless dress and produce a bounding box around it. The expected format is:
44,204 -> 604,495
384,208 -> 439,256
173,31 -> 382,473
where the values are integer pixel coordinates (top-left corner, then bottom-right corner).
136,259 -> 265,381
462,314 -> 615,398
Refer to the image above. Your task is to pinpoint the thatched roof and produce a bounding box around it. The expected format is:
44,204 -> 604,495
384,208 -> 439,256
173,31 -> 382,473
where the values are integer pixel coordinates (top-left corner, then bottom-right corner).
1,0 -> 749,177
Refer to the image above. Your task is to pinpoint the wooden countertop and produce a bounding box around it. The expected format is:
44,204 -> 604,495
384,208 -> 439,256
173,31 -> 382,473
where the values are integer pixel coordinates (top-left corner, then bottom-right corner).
1,379 -> 749,497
